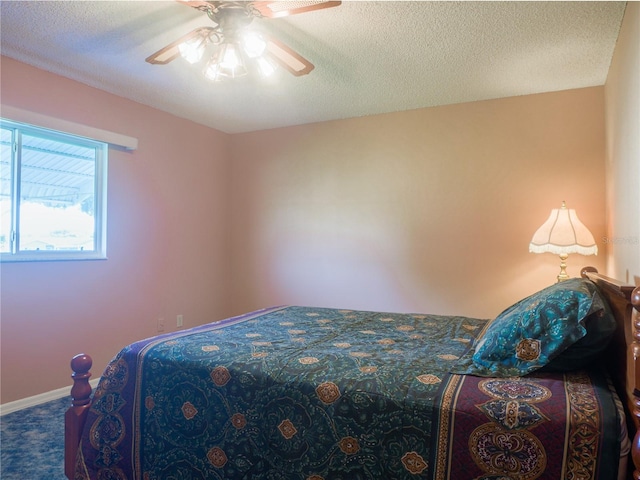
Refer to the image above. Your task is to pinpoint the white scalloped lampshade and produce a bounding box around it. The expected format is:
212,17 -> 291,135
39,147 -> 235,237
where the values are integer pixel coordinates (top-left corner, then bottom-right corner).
529,201 -> 598,256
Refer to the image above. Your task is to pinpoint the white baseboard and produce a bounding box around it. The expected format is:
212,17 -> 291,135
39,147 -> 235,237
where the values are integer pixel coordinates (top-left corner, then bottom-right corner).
0,378 -> 100,416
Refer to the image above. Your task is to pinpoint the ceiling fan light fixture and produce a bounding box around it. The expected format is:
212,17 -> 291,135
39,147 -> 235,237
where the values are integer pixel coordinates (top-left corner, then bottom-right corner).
146,1 -> 342,79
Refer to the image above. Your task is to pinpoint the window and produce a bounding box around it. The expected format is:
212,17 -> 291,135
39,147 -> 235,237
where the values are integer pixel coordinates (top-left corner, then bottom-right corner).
0,119 -> 107,261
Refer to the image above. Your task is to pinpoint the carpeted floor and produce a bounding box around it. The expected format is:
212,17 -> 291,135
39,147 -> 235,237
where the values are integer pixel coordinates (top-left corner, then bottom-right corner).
1,396 -> 69,479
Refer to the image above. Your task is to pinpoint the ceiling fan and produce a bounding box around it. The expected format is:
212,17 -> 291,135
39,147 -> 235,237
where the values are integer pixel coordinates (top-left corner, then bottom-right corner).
146,1 -> 341,81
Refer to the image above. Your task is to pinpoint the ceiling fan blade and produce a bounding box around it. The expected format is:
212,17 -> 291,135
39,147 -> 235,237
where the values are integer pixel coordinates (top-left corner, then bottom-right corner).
265,37 -> 314,76
146,27 -> 215,65
251,1 -> 341,18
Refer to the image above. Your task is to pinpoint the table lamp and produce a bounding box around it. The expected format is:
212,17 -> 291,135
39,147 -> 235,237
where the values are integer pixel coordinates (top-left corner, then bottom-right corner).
529,201 -> 598,282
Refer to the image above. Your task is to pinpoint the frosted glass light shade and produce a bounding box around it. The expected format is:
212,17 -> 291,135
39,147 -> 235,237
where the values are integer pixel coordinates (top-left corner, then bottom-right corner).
217,43 -> 247,78
179,36 -> 207,64
242,32 -> 267,58
255,56 -> 276,77
529,202 -> 598,256
204,43 -> 247,81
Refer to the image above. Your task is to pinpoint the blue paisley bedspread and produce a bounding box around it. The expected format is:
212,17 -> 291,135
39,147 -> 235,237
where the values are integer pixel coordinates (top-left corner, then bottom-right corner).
74,306 -> 622,479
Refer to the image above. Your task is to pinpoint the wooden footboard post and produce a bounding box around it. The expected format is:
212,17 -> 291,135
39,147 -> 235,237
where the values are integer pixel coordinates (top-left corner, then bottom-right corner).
64,353 -> 93,480
630,287 -> 640,480
582,268 -> 640,479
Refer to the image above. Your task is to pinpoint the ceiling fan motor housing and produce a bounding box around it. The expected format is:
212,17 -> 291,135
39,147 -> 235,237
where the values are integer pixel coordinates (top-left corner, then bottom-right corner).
207,2 -> 256,36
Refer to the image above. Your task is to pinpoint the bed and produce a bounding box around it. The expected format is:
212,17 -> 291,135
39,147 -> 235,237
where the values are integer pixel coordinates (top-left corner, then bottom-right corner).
65,267 -> 640,479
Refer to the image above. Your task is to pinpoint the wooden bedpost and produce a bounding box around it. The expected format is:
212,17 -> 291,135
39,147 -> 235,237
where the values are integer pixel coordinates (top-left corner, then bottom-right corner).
581,267 -> 640,479
631,286 -> 640,480
64,353 -> 93,480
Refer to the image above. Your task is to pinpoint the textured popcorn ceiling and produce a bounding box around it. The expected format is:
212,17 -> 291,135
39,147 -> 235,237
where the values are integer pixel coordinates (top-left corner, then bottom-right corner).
0,1 -> 627,134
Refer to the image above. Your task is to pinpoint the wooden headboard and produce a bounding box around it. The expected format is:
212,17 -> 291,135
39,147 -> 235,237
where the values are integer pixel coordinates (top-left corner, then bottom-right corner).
581,267 -> 640,478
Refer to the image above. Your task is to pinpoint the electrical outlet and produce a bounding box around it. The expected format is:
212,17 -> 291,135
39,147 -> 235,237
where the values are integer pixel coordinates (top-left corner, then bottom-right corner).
177,314 -> 184,328
157,317 -> 165,332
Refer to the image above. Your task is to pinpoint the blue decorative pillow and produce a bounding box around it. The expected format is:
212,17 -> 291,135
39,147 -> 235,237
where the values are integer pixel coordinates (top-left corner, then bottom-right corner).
540,296 -> 615,372
451,278 -> 613,377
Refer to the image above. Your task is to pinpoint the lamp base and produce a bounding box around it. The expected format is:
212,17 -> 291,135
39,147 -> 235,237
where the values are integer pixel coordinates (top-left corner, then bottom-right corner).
557,253 -> 570,282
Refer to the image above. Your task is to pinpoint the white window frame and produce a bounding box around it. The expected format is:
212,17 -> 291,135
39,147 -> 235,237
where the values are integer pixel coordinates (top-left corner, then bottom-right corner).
1,119 -> 108,262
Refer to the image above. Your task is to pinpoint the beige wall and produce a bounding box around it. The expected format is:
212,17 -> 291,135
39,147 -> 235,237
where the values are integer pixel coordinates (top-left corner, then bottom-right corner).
229,87 -> 607,319
604,2 -> 640,285
0,57 -> 233,403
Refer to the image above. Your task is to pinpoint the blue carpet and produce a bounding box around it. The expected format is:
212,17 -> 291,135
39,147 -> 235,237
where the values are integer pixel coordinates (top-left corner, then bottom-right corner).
1,396 -> 69,479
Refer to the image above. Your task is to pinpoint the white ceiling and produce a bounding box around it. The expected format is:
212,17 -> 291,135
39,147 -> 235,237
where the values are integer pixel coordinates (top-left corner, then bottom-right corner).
0,1 -> 627,134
